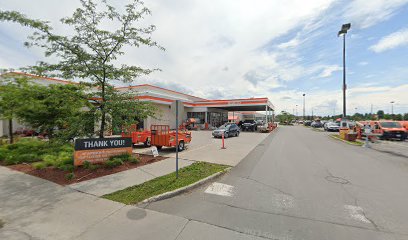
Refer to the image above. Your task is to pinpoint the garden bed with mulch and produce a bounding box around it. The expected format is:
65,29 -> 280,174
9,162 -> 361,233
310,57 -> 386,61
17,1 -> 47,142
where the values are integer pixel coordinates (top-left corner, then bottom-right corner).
6,153 -> 167,185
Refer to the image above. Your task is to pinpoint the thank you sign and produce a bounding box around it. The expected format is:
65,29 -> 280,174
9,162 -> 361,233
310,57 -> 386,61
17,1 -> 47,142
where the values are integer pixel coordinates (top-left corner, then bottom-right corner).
74,137 -> 132,166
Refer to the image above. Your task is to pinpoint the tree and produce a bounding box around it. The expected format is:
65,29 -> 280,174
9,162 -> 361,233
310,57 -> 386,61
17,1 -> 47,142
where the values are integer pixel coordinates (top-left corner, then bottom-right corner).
0,0 -> 163,138
404,113 -> 408,121
94,87 -> 157,134
0,76 -> 28,143
377,110 -> 384,120
17,83 -> 91,141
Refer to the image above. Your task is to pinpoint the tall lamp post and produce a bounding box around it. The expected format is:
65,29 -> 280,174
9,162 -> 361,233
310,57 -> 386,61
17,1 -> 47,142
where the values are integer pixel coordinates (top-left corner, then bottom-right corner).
296,104 -> 298,119
390,101 -> 395,119
302,93 -> 306,120
338,23 -> 351,119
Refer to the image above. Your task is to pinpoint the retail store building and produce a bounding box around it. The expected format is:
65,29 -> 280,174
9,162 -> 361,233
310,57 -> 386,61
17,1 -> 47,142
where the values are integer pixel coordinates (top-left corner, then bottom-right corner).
0,72 -> 275,135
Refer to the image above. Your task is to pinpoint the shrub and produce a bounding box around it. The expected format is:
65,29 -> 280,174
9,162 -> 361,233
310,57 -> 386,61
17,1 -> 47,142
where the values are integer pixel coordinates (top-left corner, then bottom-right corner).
109,153 -> 138,163
128,156 -> 139,164
104,159 -> 124,169
65,172 -> 75,180
0,148 -> 8,161
33,162 -> 47,170
58,164 -> 74,172
0,138 -> 75,165
3,153 -> 41,165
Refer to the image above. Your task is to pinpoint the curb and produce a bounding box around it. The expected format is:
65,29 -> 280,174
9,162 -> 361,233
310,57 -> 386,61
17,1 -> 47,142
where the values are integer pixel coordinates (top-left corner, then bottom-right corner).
139,167 -> 232,204
329,134 -> 363,146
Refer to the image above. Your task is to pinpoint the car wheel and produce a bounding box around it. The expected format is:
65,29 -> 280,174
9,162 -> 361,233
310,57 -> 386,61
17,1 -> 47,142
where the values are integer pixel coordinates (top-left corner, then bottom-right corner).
178,141 -> 185,151
224,132 -> 228,138
237,131 -> 240,137
144,138 -> 151,147
156,146 -> 163,150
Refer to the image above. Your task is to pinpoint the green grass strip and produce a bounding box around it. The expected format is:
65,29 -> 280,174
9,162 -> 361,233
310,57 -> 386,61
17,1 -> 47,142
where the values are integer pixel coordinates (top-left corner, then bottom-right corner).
103,162 -> 229,204
330,134 -> 364,146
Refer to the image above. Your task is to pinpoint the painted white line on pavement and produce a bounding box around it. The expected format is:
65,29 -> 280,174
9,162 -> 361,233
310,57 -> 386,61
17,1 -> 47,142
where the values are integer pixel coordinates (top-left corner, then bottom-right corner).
205,182 -> 235,197
344,205 -> 370,223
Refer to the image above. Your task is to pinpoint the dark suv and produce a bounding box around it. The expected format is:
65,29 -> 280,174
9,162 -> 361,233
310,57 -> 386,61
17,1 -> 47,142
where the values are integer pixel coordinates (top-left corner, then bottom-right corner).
241,120 -> 257,131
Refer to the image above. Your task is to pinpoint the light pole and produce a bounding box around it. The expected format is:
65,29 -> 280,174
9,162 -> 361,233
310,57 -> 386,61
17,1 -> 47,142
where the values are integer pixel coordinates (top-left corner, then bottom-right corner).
302,93 -> 305,120
296,104 -> 298,119
390,101 -> 395,119
338,23 -> 351,119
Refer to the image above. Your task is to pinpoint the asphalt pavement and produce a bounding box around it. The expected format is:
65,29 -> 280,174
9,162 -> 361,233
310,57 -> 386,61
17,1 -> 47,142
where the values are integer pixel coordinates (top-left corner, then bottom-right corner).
146,126 -> 408,240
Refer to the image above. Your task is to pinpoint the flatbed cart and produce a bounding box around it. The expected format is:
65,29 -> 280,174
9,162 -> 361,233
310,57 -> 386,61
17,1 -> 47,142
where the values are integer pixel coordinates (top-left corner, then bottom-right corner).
121,124 -> 152,147
150,125 -> 192,151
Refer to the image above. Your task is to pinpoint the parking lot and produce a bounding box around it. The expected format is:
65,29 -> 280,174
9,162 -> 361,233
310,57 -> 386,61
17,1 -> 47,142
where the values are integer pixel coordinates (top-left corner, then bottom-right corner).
133,130 -> 271,166
310,125 -> 408,158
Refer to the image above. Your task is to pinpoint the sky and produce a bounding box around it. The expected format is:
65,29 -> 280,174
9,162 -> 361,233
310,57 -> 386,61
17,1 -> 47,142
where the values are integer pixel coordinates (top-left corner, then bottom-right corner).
1,0 -> 408,116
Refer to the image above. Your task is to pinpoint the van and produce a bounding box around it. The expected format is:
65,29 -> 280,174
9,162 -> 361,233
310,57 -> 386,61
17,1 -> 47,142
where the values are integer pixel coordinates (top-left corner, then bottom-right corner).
370,121 -> 407,141
399,121 -> 408,131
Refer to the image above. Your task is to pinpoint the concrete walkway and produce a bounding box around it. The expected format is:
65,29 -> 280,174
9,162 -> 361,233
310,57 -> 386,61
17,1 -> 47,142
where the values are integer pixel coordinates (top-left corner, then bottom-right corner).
69,157 -> 194,196
134,131 -> 270,166
0,165 -> 270,240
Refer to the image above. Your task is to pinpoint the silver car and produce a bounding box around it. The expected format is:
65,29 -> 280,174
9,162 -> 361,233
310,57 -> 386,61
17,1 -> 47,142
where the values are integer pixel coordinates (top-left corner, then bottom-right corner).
212,124 -> 240,138
324,122 -> 340,132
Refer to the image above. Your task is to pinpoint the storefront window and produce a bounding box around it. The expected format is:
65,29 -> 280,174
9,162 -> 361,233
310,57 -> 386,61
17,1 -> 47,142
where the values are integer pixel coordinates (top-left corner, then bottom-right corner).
208,112 -> 228,127
187,112 -> 205,123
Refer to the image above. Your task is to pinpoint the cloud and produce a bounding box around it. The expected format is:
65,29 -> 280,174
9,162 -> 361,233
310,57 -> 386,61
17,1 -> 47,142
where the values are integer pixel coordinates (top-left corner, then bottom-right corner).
358,61 -> 368,66
344,0 -> 408,29
369,28 -> 408,53
317,65 -> 342,78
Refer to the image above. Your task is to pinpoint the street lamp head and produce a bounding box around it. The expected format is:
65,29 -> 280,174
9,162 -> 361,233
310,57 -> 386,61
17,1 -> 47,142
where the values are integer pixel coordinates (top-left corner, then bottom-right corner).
303,93 -> 305,96
338,23 -> 351,36
390,101 -> 395,104
342,23 -> 351,31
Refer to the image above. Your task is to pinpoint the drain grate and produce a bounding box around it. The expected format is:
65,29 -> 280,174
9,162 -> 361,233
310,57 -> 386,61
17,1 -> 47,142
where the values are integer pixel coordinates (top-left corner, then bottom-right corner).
325,176 -> 349,184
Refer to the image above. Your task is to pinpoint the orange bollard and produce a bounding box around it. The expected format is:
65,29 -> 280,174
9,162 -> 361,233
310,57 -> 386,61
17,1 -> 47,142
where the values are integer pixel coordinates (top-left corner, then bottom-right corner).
221,132 -> 226,149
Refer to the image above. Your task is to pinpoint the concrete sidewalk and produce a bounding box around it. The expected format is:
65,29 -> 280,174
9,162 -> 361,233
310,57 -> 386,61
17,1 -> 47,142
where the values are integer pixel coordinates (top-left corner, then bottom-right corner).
69,157 -> 194,196
0,166 -> 269,240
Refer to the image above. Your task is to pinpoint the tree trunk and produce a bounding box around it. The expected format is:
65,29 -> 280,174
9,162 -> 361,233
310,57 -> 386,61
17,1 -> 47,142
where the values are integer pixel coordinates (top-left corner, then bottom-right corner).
8,118 -> 14,144
99,82 -> 106,138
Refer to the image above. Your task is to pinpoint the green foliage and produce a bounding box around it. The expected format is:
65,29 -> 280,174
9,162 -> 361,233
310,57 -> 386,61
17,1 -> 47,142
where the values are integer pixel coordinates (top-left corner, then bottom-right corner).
33,162 -> 47,170
0,0 -> 163,138
377,110 -> 385,119
16,83 -> 91,141
276,111 -> 294,124
65,172 -> 75,180
103,162 -> 229,204
104,158 -> 124,169
108,153 -> 138,163
0,138 -> 74,165
0,76 -> 29,144
0,148 -> 8,161
83,161 -> 100,170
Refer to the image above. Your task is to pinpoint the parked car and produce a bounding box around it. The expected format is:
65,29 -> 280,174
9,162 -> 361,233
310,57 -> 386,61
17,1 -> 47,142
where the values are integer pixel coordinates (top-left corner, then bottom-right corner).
324,122 -> 340,132
304,120 -> 312,126
212,123 -> 240,138
241,120 -> 257,131
311,121 -> 323,128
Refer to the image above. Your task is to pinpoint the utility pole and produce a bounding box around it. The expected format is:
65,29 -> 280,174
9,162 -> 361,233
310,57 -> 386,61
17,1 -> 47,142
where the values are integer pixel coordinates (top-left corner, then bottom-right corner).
338,23 -> 351,119
390,101 -> 395,120
296,104 -> 298,119
302,93 -> 306,120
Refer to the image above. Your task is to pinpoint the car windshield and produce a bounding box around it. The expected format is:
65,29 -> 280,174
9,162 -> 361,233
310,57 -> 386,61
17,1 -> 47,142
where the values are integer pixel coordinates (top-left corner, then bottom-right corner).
243,120 -> 254,123
218,125 -> 229,129
380,122 -> 402,128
